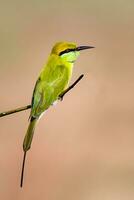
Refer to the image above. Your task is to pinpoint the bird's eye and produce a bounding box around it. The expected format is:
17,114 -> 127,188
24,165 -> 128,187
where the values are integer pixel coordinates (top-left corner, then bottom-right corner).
59,48 -> 75,56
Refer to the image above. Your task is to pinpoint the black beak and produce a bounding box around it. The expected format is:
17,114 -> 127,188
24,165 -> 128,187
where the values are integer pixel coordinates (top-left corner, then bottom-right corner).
76,46 -> 95,51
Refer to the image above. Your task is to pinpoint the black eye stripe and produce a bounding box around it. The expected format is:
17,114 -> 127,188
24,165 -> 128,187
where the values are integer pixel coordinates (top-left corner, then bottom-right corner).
59,48 -> 76,56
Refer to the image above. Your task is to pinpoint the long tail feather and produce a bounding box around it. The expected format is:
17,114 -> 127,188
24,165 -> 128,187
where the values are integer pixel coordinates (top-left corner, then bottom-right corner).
20,151 -> 27,187
20,117 -> 38,187
23,117 -> 38,152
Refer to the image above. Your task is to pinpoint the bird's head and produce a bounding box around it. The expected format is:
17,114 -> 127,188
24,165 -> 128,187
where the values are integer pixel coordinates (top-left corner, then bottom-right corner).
51,42 -> 94,63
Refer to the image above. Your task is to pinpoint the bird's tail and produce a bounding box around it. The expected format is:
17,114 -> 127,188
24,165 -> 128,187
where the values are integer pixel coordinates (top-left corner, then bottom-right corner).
20,117 -> 38,187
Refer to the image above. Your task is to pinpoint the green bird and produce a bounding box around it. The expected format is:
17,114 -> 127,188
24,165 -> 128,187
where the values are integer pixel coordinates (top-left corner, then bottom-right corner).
20,41 -> 94,187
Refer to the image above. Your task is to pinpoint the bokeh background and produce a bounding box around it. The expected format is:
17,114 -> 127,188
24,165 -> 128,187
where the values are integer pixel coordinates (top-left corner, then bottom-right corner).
0,0 -> 134,199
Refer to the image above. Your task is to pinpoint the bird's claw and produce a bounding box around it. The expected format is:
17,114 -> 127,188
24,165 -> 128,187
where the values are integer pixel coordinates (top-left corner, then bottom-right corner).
58,95 -> 63,101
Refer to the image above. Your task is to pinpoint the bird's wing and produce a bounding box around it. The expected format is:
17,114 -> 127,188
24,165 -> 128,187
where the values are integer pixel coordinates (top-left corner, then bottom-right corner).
30,64 -> 69,118
29,78 -> 46,118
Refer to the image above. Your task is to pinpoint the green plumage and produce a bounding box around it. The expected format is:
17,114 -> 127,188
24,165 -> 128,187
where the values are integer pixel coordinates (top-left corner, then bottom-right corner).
20,42 -> 79,187
23,48 -> 78,151
20,41 -> 93,187
23,54 -> 74,151
31,54 -> 73,118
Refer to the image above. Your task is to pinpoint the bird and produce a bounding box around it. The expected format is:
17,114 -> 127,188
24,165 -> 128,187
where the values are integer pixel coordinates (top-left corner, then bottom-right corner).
20,41 -> 94,187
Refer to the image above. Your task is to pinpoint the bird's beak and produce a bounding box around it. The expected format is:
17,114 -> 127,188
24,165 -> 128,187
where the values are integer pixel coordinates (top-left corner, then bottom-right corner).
76,46 -> 95,51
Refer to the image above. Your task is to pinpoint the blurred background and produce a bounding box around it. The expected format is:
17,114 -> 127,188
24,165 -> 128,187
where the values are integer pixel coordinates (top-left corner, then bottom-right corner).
0,0 -> 134,199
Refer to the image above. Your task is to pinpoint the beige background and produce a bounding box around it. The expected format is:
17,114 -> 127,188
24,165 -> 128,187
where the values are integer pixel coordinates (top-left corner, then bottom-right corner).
0,0 -> 134,199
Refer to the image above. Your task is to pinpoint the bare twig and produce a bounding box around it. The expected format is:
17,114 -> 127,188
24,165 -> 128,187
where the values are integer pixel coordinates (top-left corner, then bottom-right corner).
0,74 -> 84,118
0,105 -> 31,118
59,74 -> 84,100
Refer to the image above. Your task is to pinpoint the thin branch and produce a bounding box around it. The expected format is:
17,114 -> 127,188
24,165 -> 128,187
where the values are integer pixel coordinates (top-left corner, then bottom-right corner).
59,74 -> 84,100
0,105 -> 31,118
0,74 -> 84,118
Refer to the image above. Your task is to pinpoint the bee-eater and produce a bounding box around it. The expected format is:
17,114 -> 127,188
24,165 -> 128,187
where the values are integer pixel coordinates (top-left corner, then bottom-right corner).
20,42 -> 94,187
